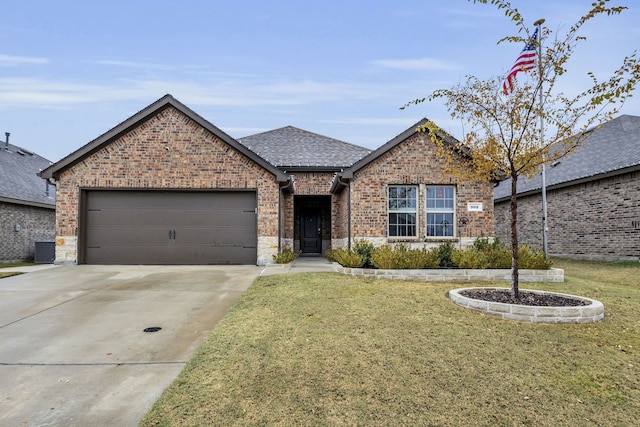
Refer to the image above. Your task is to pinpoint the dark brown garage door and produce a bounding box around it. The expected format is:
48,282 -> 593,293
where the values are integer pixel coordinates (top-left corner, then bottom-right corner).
83,191 -> 257,265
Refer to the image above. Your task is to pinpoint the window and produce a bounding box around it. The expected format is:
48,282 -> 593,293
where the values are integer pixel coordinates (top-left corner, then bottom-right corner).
426,186 -> 455,237
388,185 -> 417,237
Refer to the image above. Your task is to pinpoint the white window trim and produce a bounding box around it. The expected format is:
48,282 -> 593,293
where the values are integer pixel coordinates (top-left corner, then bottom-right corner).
387,184 -> 418,239
425,185 -> 456,238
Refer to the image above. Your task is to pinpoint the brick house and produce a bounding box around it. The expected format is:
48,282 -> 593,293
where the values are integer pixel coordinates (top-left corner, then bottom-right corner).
41,94 -> 495,265
0,135 -> 56,262
494,115 -> 640,261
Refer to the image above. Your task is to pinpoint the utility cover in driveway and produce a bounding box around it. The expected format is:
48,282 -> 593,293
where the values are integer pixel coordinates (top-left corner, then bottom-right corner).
83,191 -> 257,264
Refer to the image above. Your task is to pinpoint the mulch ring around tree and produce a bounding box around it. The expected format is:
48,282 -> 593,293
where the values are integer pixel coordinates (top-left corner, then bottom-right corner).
459,289 -> 589,307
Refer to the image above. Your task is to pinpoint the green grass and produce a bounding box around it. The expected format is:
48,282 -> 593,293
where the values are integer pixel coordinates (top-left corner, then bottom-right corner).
140,259 -> 640,426
0,263 -> 31,279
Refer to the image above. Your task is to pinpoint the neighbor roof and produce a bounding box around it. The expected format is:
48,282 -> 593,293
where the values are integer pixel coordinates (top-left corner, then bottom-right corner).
238,126 -> 371,169
494,114 -> 640,201
40,94 -> 288,182
0,141 -> 55,208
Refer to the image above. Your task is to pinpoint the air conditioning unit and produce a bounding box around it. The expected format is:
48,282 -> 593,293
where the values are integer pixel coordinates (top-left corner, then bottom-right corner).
34,240 -> 55,263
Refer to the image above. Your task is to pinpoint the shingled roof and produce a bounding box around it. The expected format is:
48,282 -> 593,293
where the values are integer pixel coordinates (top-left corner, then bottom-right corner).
494,114 -> 640,201
0,140 -> 55,208
238,126 -> 371,169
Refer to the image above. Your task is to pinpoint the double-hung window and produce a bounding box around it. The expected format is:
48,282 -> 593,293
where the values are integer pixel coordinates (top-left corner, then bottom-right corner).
426,185 -> 455,237
388,185 -> 417,237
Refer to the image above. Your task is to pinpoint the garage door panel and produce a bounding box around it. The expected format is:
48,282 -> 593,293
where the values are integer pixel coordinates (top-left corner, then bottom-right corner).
84,191 -> 257,265
86,227 -> 172,246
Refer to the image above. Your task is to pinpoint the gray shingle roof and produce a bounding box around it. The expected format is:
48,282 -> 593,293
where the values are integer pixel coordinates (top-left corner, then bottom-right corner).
0,141 -> 55,207
494,115 -> 640,201
238,126 -> 371,169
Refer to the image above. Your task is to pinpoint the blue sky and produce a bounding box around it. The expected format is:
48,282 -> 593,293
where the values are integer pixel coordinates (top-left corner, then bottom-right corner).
1,0 -> 639,162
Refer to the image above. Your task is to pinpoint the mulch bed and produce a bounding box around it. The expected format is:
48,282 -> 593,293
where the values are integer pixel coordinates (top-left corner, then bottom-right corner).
459,289 -> 588,307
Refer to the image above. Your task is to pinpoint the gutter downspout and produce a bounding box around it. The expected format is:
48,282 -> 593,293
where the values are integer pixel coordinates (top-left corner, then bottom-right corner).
278,176 -> 293,252
335,174 -> 351,249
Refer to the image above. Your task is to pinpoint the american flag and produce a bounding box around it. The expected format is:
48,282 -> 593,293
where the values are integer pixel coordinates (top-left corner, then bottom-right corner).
503,27 -> 538,95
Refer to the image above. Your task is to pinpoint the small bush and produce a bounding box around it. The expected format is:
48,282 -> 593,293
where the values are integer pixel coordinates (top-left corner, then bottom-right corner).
371,244 -> 439,269
272,245 -> 300,264
519,244 -> 553,269
325,248 -> 339,263
452,248 -> 489,269
326,248 -> 365,268
370,245 -> 395,269
353,239 -> 375,268
436,241 -> 458,268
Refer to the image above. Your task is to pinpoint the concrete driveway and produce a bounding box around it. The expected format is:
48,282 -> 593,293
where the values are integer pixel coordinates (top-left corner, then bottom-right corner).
0,264 -> 260,426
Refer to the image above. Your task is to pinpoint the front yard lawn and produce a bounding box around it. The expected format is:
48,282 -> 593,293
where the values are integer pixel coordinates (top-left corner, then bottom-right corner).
141,259 -> 639,426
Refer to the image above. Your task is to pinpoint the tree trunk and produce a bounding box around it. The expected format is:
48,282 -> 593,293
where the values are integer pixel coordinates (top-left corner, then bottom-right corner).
510,175 -> 520,301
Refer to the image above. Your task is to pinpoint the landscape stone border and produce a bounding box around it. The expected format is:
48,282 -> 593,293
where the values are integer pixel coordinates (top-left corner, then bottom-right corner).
449,287 -> 605,323
334,264 -> 564,283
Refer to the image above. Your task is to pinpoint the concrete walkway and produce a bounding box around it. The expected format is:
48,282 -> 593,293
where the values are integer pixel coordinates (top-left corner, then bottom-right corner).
260,256 -> 337,276
0,264 -> 59,273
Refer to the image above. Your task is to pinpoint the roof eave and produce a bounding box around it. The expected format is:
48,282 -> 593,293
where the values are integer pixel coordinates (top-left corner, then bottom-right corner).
494,164 -> 640,203
0,195 -> 55,209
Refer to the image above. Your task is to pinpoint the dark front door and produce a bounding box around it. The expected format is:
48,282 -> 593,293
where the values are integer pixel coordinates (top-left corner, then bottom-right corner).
300,211 -> 322,254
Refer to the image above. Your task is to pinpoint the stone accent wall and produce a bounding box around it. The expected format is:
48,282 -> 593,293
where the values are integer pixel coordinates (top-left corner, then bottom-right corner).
54,106 -> 280,264
347,133 -> 495,247
495,170 -> 640,260
0,201 -> 55,262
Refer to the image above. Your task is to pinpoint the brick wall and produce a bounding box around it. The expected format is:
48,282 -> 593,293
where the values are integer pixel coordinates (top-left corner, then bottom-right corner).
347,133 -> 494,246
495,170 -> 640,260
0,201 -> 55,262
55,106 -> 280,263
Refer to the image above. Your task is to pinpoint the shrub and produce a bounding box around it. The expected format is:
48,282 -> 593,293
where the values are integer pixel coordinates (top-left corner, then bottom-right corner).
370,245 -> 396,269
326,248 -> 365,268
401,246 -> 439,269
519,244 -> 553,269
436,241 -> 458,268
353,239 -> 375,268
272,245 -> 300,264
371,244 -> 439,269
325,248 -> 339,263
452,248 -> 488,269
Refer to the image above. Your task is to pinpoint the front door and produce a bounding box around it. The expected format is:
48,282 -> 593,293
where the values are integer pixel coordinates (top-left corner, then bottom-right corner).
300,211 -> 322,253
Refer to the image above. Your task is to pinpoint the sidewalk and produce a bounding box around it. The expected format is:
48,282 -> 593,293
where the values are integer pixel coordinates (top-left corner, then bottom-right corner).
260,256 -> 336,276
0,264 -> 59,273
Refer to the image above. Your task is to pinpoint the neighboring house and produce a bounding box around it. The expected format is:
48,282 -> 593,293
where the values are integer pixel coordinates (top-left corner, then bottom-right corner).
0,135 -> 56,262
41,94 -> 495,265
494,115 -> 640,261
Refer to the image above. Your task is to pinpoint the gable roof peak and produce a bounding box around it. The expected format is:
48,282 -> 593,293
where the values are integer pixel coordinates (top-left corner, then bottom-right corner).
238,125 -> 371,169
40,94 -> 288,182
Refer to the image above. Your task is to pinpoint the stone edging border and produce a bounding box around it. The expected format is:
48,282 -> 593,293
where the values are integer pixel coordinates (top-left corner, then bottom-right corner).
449,287 -> 605,323
333,264 -> 564,283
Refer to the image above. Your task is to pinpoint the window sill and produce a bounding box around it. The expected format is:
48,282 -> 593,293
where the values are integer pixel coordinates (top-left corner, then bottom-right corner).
387,237 -> 459,243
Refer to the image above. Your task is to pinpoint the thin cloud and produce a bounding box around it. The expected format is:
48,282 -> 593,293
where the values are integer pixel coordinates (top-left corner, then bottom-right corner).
372,57 -> 457,71
0,54 -> 49,66
0,76 -> 376,108
318,117 -> 420,126
92,59 -> 174,71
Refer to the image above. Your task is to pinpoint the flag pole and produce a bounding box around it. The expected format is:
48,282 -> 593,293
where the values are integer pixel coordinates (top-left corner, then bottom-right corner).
534,18 -> 548,259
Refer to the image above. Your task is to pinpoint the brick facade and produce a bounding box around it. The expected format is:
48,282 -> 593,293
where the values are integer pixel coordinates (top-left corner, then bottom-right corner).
46,96 -> 495,265
340,133 -> 494,248
54,106 -> 280,264
495,170 -> 640,260
0,201 -> 55,262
